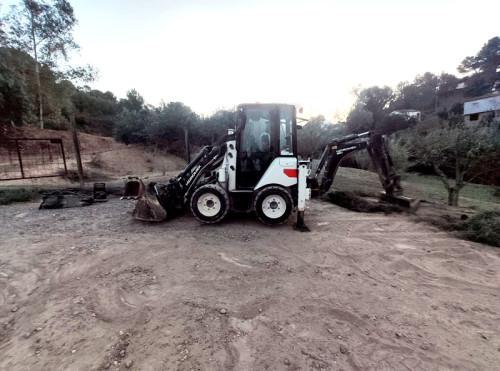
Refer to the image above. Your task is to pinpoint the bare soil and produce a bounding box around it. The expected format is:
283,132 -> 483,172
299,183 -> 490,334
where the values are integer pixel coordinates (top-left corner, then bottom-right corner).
1,196 -> 499,370
2,126 -> 186,187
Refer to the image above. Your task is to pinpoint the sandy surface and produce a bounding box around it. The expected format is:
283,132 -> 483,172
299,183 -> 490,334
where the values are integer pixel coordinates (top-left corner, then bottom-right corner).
0,198 -> 499,370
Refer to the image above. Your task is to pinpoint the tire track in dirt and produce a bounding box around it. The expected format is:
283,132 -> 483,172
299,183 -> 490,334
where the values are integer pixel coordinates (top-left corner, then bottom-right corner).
0,198 -> 499,370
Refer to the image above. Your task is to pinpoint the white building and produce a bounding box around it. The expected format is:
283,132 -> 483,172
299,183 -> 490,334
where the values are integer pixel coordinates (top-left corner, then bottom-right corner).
463,93 -> 500,123
390,109 -> 422,121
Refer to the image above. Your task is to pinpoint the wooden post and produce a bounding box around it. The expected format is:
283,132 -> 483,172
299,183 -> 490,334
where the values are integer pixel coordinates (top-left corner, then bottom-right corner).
15,139 -> 25,179
70,115 -> 85,189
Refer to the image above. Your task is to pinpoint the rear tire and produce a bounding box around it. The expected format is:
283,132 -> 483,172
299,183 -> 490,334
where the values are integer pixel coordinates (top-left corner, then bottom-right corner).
191,184 -> 230,224
254,186 -> 293,225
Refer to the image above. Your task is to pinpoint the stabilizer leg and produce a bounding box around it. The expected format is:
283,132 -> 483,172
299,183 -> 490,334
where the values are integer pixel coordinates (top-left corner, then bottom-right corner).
293,211 -> 310,232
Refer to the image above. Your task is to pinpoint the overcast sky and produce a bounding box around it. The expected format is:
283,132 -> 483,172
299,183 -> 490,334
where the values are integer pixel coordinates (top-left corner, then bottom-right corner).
2,0 -> 499,119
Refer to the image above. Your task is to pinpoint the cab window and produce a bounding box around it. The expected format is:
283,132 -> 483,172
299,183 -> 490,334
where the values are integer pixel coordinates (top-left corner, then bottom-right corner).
279,106 -> 293,155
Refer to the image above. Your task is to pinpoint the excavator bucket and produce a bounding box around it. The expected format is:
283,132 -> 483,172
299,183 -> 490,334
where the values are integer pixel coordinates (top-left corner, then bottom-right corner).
381,193 -> 420,212
122,178 -> 168,222
121,177 -> 144,200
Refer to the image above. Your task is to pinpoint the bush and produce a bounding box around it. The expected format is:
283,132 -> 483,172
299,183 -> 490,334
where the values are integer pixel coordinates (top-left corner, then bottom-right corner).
0,188 -> 42,205
457,211 -> 500,247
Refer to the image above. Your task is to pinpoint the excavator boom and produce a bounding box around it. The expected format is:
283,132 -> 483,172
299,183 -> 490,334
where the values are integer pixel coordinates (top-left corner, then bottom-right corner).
308,131 -> 417,209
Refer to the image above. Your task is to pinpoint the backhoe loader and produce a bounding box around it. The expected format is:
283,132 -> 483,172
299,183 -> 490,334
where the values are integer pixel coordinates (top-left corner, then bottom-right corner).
123,103 -> 415,230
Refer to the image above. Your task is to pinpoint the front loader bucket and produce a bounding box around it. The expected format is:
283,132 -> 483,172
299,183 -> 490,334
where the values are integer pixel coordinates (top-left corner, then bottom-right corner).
122,178 -> 168,222
133,189 -> 168,222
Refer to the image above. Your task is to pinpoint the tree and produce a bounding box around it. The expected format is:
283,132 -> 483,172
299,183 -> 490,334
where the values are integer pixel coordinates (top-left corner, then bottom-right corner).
0,7 -> 7,45
297,116 -> 341,158
152,102 -> 198,162
458,37 -> 500,77
458,37 -> 500,96
0,47 -> 36,127
119,89 -> 144,112
199,109 -> 236,145
408,120 -> 500,206
345,104 -> 373,133
355,86 -> 394,126
392,72 -> 439,113
4,0 -> 79,128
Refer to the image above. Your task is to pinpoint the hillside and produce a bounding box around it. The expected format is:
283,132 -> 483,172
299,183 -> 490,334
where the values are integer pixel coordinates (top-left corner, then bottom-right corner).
1,126 -> 186,185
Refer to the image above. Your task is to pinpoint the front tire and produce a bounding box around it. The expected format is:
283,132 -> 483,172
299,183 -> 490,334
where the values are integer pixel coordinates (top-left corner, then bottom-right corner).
254,186 -> 293,225
190,184 -> 230,224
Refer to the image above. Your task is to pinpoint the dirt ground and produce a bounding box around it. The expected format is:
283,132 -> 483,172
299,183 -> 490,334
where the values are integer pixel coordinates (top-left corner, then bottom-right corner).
0,196 -> 499,371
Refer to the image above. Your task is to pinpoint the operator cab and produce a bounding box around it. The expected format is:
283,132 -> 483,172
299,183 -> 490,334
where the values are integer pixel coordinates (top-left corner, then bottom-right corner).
236,104 -> 298,189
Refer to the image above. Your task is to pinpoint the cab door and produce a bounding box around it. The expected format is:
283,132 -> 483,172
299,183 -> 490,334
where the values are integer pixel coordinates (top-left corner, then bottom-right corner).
236,106 -> 278,189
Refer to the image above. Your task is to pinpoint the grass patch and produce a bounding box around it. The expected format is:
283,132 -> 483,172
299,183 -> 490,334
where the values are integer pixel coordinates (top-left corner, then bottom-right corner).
0,187 -> 43,205
332,167 -> 500,211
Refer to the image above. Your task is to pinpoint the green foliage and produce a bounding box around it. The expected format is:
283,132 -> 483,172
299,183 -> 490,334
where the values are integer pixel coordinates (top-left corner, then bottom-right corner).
458,37 -> 500,97
5,0 -> 79,62
457,211 -> 500,247
297,115 -> 344,158
197,109 -> 235,145
387,134 -> 412,172
346,104 -> 373,133
395,120 -> 500,205
3,0 -> 97,127
72,87 -> 119,116
119,89 -> 144,112
393,73 -> 438,113
352,86 -> 394,126
0,48 -> 35,125
0,187 -> 41,205
113,107 -> 151,145
149,101 -> 198,148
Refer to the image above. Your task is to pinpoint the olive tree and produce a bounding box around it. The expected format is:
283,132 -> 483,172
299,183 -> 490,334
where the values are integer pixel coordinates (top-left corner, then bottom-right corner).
409,120 -> 500,206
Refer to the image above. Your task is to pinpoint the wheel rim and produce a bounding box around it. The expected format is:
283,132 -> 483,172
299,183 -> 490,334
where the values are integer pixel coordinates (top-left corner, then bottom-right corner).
197,193 -> 221,217
261,194 -> 287,219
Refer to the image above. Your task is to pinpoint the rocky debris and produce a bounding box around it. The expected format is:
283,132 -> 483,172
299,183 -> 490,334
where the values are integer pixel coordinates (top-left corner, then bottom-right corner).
220,308 -> 227,315
125,359 -> 133,368
339,345 -> 349,354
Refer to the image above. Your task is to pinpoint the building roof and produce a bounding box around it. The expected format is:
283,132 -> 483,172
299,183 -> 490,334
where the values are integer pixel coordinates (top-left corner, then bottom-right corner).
463,93 -> 500,115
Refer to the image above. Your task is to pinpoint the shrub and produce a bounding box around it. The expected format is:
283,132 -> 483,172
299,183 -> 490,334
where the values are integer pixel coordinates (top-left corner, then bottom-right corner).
457,211 -> 500,247
0,188 -> 41,205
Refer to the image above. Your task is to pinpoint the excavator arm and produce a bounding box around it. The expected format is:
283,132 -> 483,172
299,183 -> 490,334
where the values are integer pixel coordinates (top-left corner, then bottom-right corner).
308,131 -> 413,208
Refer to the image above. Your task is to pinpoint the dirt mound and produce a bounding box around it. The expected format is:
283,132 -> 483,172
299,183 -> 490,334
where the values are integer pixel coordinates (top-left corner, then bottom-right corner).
2,126 -> 186,184
326,190 -> 402,214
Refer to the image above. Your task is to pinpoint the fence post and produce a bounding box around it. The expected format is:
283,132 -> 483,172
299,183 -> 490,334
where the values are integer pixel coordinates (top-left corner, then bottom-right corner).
70,115 -> 85,189
15,139 -> 25,179
60,140 -> 68,176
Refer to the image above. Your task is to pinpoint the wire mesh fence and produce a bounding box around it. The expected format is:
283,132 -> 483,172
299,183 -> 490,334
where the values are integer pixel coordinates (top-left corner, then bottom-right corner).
0,138 -> 68,181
